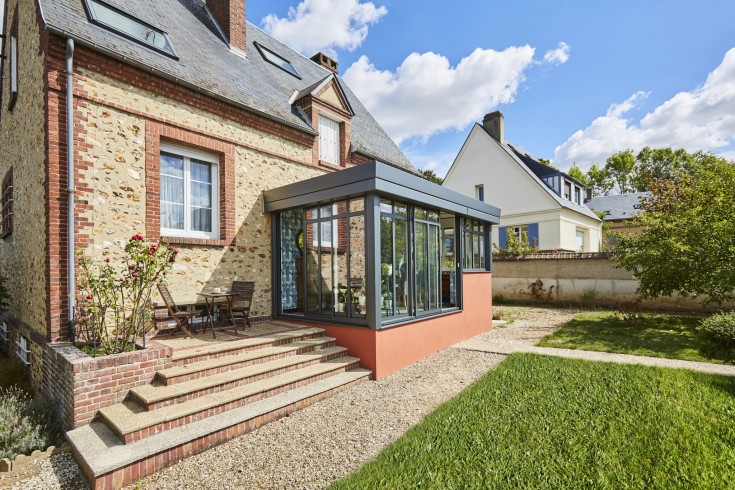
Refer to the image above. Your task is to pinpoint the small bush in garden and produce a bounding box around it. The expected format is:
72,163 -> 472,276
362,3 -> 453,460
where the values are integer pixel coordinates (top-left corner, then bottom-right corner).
698,312 -> 735,345
77,234 -> 178,355
581,287 -> 599,304
0,387 -> 60,460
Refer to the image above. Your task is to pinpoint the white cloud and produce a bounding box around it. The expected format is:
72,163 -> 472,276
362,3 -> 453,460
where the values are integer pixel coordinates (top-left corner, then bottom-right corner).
343,46 -> 536,144
543,42 -> 570,65
261,0 -> 387,57
554,48 -> 735,169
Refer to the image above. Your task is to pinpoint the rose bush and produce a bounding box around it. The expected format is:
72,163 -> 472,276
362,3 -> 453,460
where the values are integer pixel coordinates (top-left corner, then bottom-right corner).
77,234 -> 178,355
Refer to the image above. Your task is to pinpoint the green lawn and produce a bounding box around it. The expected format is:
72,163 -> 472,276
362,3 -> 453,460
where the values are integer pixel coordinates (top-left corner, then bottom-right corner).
332,354 -> 735,489
537,311 -> 735,364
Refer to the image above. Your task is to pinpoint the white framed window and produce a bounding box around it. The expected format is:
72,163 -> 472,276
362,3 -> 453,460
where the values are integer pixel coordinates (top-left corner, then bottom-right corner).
16,334 -> 30,365
475,184 -> 484,202
563,180 -> 572,200
574,186 -> 581,205
318,115 -> 340,165
576,229 -> 585,252
160,143 -> 219,240
0,321 -> 8,342
312,204 -> 339,248
511,225 -> 528,241
9,34 -> 18,109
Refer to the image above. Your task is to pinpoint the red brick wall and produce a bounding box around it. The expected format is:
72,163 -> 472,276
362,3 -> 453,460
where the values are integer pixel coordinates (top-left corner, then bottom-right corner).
43,341 -> 173,430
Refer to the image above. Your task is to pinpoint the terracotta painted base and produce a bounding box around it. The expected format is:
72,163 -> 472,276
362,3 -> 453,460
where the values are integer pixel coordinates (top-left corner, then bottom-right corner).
289,272 -> 493,379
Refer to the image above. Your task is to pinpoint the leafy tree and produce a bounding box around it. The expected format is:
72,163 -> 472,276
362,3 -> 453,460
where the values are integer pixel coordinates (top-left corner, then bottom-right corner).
494,229 -> 539,255
420,169 -> 443,185
567,164 -> 588,186
586,163 -> 615,196
635,147 -> 692,189
605,150 -> 640,194
614,153 -> 735,305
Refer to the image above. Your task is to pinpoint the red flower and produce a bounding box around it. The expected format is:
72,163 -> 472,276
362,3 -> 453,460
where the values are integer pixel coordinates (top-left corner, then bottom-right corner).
86,294 -> 93,300
105,258 -> 111,263
132,272 -> 138,278
131,234 -> 144,241
168,257 -> 175,263
128,265 -> 136,270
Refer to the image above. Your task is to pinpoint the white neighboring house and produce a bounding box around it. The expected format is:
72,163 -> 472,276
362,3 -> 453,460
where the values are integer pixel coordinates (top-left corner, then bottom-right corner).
443,111 -> 602,252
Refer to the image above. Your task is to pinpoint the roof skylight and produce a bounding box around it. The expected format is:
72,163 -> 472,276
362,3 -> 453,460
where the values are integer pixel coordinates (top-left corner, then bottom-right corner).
84,0 -> 176,57
254,42 -> 300,79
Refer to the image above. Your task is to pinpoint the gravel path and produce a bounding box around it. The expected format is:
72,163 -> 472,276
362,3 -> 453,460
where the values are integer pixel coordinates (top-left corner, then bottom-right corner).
6,306 -> 573,490
0,452 -> 85,490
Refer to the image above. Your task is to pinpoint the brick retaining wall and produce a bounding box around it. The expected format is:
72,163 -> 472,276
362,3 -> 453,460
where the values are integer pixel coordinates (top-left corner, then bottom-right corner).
43,342 -> 173,430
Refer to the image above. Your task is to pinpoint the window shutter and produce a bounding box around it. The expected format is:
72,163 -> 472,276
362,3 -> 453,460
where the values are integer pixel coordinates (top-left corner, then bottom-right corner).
319,116 -> 340,164
527,223 -> 539,248
498,226 -> 508,249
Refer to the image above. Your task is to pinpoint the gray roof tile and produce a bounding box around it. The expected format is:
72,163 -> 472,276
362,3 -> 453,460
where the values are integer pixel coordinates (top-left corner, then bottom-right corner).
586,192 -> 650,221
38,0 -> 416,174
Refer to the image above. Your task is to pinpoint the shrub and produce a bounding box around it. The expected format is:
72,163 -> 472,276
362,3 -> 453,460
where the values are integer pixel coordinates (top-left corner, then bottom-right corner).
581,287 -> 599,304
0,387 -> 60,460
698,312 -> 735,345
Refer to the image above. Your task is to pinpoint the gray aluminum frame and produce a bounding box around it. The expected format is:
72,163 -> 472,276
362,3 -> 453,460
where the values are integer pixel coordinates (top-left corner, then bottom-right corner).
265,161 -> 500,331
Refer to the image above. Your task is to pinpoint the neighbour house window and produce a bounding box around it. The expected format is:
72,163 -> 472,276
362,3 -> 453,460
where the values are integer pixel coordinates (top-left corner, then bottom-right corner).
463,218 -> 487,271
1,167 -> 12,238
16,334 -> 30,365
160,144 -> 219,240
84,0 -> 176,57
475,184 -> 484,202
254,42 -> 301,79
511,225 -> 528,242
576,229 -> 585,252
564,180 -> 572,201
318,115 -> 341,165
0,320 -> 8,342
8,34 -> 17,110
574,186 -> 581,205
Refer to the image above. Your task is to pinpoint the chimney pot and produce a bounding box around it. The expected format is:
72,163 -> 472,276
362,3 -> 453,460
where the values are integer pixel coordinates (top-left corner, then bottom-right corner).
483,111 -> 504,145
310,52 -> 339,74
207,0 -> 246,52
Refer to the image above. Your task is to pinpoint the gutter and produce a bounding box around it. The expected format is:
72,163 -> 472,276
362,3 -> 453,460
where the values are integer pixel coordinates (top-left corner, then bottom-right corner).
45,25 -> 317,137
66,38 -> 76,343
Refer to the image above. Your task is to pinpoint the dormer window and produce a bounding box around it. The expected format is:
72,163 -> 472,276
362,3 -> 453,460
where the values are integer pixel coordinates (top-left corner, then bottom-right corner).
254,42 -> 301,79
84,0 -> 176,57
563,180 -> 572,200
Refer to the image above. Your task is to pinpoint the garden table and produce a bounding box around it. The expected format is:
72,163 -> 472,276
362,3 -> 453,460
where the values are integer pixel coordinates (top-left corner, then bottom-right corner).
198,291 -> 237,339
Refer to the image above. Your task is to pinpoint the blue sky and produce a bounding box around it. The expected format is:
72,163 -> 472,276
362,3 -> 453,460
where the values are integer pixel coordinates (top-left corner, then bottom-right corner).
249,0 -> 735,176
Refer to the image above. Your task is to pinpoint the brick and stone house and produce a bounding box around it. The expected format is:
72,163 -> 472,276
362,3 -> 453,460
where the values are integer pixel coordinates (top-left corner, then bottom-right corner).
0,0 -> 500,487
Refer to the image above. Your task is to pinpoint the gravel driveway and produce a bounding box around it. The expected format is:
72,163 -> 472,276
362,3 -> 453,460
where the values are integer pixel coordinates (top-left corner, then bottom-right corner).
5,307 -> 570,490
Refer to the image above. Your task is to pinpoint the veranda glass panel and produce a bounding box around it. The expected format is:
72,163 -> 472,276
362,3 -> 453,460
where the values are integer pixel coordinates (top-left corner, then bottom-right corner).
306,222 -> 320,315
349,215 -> 366,319
394,218 -> 409,316
320,220 -> 334,314
415,221 -> 428,311
280,209 -> 304,314
428,224 -> 440,310
380,215 -> 394,317
334,216 -> 349,318
441,212 -> 457,308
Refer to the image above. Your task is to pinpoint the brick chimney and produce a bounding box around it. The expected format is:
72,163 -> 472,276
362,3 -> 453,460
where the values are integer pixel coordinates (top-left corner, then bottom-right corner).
207,0 -> 246,52
310,52 -> 339,74
483,111 -> 504,145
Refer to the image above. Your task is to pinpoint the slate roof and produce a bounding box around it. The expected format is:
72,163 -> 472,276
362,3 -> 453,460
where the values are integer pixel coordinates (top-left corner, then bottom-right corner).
475,126 -> 600,221
586,192 -> 650,221
38,0 -> 416,174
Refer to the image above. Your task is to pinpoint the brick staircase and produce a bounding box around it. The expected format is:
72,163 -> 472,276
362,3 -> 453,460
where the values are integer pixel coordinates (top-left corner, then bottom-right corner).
66,327 -> 370,490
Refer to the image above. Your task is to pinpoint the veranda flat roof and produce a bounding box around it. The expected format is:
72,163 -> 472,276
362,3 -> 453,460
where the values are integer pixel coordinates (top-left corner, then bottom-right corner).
263,161 -> 501,224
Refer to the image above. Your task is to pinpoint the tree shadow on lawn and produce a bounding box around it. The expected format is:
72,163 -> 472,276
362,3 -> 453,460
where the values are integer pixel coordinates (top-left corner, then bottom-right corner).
539,313 -> 735,365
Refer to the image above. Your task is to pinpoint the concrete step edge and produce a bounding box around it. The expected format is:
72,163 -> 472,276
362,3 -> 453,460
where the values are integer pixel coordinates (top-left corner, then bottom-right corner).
159,337 -> 336,382
67,369 -> 372,477
132,346 -> 349,405
170,328 -> 325,363
100,357 -> 362,437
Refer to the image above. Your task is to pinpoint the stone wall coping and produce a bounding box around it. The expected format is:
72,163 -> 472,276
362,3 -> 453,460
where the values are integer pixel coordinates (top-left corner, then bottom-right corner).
48,341 -> 172,371
493,252 -> 615,261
